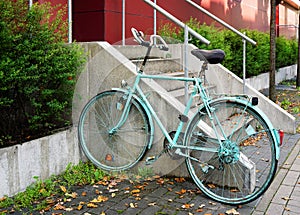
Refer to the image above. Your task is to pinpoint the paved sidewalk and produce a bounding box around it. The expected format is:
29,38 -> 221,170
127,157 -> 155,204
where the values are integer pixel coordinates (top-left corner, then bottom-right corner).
37,134 -> 300,215
3,132 -> 299,215
253,134 -> 300,215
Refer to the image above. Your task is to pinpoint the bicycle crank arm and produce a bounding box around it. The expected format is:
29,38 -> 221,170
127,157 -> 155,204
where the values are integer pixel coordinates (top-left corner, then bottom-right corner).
145,148 -> 168,165
175,149 -> 215,173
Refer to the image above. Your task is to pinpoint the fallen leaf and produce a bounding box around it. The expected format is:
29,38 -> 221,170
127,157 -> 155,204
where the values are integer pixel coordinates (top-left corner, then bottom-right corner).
225,208 -> 240,215
60,186 -> 67,193
175,177 -> 186,183
109,189 -> 119,193
87,203 -> 98,208
65,192 -> 77,198
65,207 -> 73,212
90,195 -> 109,203
148,202 -> 156,206
207,184 -> 216,189
129,202 -> 137,208
282,196 -> 292,201
181,203 -> 194,209
81,191 -> 87,196
54,203 -> 66,210
131,189 -> 140,194
77,204 -> 83,211
199,204 -> 205,208
175,189 -> 187,195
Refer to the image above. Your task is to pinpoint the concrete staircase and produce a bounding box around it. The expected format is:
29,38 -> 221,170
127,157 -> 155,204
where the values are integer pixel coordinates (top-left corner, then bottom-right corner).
116,46 -> 217,113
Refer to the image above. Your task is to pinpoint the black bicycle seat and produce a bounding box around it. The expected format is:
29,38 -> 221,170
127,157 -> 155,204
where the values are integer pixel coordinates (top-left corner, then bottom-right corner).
191,49 -> 225,64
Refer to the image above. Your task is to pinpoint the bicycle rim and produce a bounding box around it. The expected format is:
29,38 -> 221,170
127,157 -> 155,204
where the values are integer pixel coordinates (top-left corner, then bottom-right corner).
78,90 -> 150,171
185,100 -> 277,205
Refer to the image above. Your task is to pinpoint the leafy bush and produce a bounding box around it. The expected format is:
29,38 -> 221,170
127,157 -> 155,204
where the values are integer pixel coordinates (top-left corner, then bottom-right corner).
158,18 -> 298,78
0,0 -> 86,147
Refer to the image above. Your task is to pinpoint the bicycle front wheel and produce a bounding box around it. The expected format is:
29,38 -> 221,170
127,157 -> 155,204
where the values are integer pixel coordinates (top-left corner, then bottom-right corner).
185,99 -> 278,205
78,90 -> 150,171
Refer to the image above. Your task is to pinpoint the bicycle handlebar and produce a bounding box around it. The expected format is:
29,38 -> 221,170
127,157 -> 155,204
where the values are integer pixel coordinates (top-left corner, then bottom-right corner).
131,27 -> 169,51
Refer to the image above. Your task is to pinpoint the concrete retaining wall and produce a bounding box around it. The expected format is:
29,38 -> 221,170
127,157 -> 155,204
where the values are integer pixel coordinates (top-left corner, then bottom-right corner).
246,65 -> 297,90
0,127 -> 81,197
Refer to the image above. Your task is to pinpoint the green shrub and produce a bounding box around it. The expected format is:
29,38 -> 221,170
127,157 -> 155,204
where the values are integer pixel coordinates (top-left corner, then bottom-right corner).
0,0 -> 86,147
158,18 -> 298,78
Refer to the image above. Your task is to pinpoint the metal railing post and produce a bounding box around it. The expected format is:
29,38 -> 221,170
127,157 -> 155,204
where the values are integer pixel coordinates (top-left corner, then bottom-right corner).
243,33 -> 246,94
122,0 -> 126,46
184,25 -> 189,104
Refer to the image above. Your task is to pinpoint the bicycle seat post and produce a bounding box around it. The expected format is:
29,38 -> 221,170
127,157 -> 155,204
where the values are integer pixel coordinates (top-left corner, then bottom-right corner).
139,46 -> 152,73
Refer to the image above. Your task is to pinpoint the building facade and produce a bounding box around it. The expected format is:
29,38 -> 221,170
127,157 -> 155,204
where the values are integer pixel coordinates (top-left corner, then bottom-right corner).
34,0 -> 300,43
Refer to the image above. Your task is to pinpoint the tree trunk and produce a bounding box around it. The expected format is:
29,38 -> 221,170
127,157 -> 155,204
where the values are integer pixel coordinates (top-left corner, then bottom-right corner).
269,0 -> 277,102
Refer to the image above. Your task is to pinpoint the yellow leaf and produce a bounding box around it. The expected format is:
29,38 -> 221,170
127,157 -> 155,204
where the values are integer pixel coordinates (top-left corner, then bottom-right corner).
225,208 -> 240,215
77,204 -> 83,211
87,203 -> 98,208
131,189 -> 140,194
90,195 -> 109,203
60,186 -> 67,193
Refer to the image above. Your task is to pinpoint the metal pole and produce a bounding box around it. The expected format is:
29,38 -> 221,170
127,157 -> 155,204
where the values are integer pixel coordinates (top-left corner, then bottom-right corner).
122,0 -> 126,46
184,25 -> 189,105
29,0 -> 33,8
153,0 -> 157,36
243,32 -> 246,94
185,0 -> 256,46
144,0 -> 210,45
68,0 -> 72,43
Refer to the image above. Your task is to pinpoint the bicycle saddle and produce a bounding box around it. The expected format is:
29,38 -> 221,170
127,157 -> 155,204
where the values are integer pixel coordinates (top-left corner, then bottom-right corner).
191,49 -> 225,64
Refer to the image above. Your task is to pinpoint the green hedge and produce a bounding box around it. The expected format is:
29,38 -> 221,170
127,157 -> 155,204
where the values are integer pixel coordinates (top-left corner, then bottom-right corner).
159,18 -> 298,78
0,0 -> 86,147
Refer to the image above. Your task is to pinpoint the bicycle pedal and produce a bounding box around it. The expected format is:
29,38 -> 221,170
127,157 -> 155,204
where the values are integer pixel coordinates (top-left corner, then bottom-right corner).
145,156 -> 156,165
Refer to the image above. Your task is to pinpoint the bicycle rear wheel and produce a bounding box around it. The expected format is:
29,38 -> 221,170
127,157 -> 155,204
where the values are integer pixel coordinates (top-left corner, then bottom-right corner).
185,99 -> 278,205
78,90 -> 150,171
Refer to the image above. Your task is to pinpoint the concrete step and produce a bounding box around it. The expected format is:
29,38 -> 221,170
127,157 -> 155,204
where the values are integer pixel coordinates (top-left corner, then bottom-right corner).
131,58 -> 181,75
169,85 -> 217,107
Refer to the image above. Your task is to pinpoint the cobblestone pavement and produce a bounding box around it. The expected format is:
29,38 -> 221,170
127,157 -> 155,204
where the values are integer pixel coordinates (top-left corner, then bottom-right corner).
20,133 -> 298,215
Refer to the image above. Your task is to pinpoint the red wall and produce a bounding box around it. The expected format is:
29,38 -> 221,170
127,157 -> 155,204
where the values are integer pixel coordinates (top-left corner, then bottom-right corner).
42,0 -> 273,43
73,1 -> 105,42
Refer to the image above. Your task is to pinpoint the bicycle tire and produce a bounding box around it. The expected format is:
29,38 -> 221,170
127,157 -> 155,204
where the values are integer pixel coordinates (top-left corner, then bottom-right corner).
78,90 -> 150,171
185,99 -> 278,205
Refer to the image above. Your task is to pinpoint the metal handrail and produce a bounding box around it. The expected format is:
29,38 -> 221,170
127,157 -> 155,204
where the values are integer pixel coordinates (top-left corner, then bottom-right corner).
144,0 -> 210,45
186,0 -> 257,46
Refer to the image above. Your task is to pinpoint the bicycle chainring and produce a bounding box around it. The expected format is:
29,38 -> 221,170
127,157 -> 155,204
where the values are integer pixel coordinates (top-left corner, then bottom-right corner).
163,131 -> 185,160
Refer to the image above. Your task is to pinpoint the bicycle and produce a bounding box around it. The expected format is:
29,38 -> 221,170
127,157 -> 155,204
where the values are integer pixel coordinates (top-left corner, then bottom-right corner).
78,27 -> 281,205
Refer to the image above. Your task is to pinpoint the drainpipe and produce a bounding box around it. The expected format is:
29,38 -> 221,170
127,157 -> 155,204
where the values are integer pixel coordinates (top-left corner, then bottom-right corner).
122,0 -> 126,45
153,0 -> 157,36
68,0 -> 72,43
